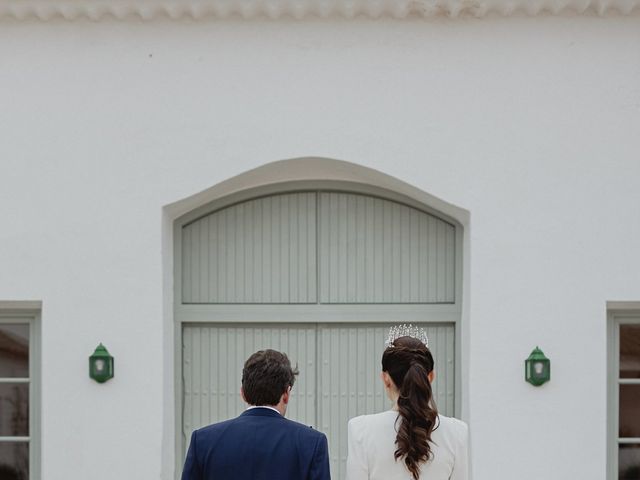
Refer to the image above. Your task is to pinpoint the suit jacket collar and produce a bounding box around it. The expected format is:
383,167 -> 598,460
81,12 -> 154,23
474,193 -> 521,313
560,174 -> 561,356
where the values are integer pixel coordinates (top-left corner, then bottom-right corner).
241,407 -> 283,419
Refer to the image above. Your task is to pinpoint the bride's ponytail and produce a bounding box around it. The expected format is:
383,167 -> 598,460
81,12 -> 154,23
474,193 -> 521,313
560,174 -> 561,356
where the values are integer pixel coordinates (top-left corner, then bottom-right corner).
382,337 -> 438,480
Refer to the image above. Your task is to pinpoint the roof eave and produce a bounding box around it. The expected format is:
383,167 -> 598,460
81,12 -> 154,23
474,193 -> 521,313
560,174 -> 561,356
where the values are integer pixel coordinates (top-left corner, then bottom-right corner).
0,0 -> 638,21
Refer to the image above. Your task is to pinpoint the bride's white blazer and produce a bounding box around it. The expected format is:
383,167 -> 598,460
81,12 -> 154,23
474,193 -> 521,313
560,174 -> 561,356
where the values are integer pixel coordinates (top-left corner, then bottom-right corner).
345,411 -> 469,480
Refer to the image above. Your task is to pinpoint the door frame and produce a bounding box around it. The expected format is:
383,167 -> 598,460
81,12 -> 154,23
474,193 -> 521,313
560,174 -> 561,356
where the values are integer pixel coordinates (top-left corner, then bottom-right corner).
173,180 -> 465,476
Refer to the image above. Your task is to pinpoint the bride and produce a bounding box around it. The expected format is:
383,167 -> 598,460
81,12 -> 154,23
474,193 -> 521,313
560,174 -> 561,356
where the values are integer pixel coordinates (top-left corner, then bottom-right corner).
345,325 -> 469,480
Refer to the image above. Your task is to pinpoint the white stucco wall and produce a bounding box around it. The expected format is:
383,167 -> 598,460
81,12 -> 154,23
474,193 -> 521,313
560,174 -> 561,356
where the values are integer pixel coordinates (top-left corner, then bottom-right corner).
1,13 -> 639,480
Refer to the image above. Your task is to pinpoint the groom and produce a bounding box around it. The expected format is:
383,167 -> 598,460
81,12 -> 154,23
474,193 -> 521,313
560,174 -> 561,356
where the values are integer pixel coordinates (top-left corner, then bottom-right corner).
181,349 -> 331,480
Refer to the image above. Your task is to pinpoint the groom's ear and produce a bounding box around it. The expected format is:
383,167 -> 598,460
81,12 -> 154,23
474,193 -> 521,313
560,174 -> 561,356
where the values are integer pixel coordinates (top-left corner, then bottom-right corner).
282,386 -> 291,405
240,387 -> 248,404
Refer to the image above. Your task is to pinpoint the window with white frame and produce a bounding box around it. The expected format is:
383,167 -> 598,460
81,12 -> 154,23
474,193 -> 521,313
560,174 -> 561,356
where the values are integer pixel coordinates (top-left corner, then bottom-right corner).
610,314 -> 640,480
0,314 -> 38,480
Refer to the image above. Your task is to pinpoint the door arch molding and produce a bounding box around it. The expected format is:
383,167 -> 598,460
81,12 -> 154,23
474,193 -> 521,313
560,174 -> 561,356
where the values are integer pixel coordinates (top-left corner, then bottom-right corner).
166,157 -> 468,227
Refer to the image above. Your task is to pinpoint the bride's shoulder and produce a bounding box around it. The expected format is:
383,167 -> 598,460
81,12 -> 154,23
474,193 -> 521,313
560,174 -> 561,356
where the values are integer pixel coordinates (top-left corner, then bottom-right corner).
437,414 -> 468,428
348,410 -> 397,431
435,415 -> 469,440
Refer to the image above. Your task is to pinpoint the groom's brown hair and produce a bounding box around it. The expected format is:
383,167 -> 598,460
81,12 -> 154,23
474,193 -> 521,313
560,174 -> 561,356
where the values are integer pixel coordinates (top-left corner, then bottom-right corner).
242,349 -> 299,406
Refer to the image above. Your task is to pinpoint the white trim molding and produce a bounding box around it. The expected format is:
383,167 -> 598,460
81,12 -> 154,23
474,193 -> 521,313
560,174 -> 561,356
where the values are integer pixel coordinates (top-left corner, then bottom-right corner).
0,0 -> 638,21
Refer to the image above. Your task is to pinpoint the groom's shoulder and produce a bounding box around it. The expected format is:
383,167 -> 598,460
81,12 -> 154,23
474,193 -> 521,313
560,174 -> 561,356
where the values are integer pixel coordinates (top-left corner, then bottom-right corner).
193,417 -> 236,437
282,417 -> 326,440
192,414 -> 326,444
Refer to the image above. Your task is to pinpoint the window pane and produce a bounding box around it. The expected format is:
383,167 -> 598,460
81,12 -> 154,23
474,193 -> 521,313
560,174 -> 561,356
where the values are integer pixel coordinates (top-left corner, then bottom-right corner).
0,384 -> 29,437
0,442 -> 28,480
0,324 -> 29,378
620,444 -> 640,480
621,325 -> 640,379
620,385 -> 640,438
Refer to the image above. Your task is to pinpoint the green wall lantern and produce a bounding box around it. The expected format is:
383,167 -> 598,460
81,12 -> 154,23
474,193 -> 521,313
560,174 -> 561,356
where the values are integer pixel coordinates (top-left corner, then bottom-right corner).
525,346 -> 550,386
89,343 -> 114,383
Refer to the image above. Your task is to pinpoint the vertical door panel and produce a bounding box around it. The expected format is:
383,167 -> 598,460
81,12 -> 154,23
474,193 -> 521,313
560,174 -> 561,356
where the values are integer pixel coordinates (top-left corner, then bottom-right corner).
319,192 -> 456,304
182,192 -> 317,304
317,323 -> 455,480
182,324 -> 317,454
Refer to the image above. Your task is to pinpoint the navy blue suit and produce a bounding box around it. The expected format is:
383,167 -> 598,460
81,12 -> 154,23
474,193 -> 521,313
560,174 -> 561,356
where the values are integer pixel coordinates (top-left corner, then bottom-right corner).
182,407 -> 331,480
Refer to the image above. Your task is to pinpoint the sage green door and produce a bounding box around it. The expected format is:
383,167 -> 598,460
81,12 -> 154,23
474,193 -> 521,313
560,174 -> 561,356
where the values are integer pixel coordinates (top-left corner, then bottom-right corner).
182,323 -> 318,437
177,188 -> 460,480
182,322 -> 455,479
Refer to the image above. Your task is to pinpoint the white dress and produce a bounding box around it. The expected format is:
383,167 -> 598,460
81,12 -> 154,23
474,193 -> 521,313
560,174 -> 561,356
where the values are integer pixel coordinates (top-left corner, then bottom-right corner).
345,411 -> 469,480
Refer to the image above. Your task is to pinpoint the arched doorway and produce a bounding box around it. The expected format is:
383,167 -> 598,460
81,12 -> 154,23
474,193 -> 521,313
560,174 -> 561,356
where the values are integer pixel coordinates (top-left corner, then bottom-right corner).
173,164 -> 463,480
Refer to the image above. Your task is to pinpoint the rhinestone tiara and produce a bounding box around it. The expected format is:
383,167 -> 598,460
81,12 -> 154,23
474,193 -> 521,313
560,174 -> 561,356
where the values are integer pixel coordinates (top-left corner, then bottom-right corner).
385,324 -> 429,348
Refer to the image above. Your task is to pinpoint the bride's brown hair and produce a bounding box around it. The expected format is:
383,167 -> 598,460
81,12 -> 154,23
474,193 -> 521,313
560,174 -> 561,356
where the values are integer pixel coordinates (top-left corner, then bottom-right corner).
381,336 -> 438,480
